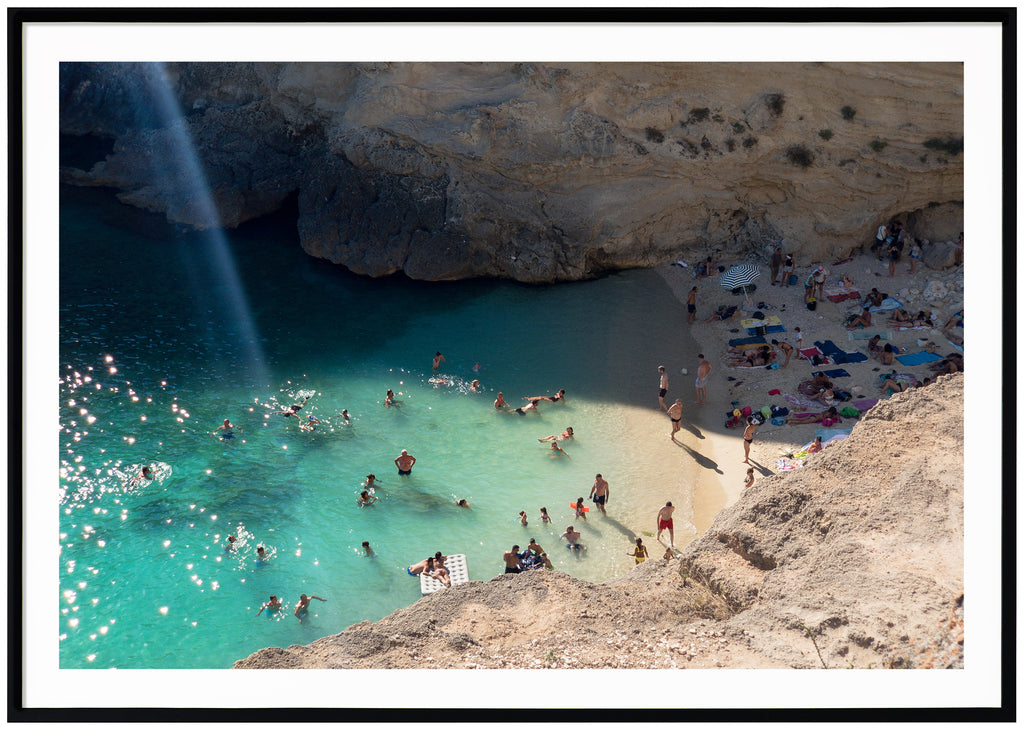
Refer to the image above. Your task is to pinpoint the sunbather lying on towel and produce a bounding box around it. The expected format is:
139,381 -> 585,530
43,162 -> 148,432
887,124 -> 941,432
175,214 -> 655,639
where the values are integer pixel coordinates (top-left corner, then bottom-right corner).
928,353 -> 963,374
889,309 -> 933,326
786,406 -> 840,425
881,377 -> 913,394
704,305 -> 737,323
727,345 -> 772,367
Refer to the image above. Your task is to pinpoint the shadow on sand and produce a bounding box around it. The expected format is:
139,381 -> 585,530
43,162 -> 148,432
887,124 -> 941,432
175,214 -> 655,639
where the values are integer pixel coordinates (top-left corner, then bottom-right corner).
672,439 -> 724,474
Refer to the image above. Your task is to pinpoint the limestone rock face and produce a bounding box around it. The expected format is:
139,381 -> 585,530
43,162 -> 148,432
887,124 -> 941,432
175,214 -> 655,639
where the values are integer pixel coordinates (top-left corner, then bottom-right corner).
60,62 -> 964,282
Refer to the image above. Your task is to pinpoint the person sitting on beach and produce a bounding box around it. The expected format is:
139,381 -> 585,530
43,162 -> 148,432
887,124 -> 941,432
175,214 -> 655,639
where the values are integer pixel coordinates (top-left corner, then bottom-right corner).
357,490 -> 380,506
785,407 -> 840,425
862,288 -> 885,308
811,372 -> 833,391
703,305 -> 736,323
561,526 -> 583,550
494,392 -> 508,409
867,334 -> 883,356
771,339 -> 794,368
846,306 -> 872,329
879,343 -> 896,366
294,593 -> 326,622
810,387 -> 837,407
213,418 -> 241,439
526,389 -> 566,404
538,427 -> 574,442
807,436 -> 823,454
743,467 -> 755,489
256,595 -> 282,617
840,274 -> 855,288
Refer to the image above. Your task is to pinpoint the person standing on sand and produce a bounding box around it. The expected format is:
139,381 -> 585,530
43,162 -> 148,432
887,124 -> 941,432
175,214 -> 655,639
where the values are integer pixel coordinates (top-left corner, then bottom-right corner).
742,416 -> 759,464
771,339 -> 794,368
657,366 -> 669,411
503,546 -> 523,573
589,474 -> 610,515
770,247 -> 783,285
656,502 -> 675,548
667,399 -> 684,440
782,254 -> 795,286
695,354 -> 713,403
686,287 -> 698,324
627,537 -> 649,564
394,449 -> 416,475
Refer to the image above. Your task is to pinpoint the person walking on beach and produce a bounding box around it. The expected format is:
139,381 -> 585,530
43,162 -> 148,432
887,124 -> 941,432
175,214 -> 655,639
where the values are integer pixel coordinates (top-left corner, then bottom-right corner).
656,502 -> 675,548
907,238 -> 922,274
657,366 -> 669,411
395,449 -> 416,475
589,474 -> 610,515
686,287 -> 698,324
503,546 -> 523,573
667,399 -> 684,440
695,354 -> 712,403
294,593 -> 326,622
432,351 -> 446,370
770,247 -> 783,285
782,254 -> 795,286
742,416 -> 759,464
627,537 -> 649,564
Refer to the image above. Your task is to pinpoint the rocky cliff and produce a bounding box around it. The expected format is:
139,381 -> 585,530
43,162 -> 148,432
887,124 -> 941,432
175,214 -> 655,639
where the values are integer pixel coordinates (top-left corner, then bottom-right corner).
60,62 -> 963,282
234,374 -> 964,670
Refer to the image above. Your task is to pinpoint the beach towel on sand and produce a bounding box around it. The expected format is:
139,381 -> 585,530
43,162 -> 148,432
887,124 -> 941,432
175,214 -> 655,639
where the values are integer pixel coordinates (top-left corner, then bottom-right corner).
869,297 -> 903,313
896,351 -> 943,366
729,335 -> 767,347
798,347 -> 823,360
848,330 -> 892,341
851,399 -> 879,412
824,286 -> 860,303
740,316 -> 782,329
813,368 -> 852,378
814,427 -> 852,441
814,340 -> 845,356
832,351 -> 868,364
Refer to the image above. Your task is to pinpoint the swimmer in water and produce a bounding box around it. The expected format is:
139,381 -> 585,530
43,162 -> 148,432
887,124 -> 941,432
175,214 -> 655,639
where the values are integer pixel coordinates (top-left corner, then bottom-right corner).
574,497 -> 587,521
494,392 -> 508,409
358,490 -> 380,506
364,474 -> 379,491
384,389 -> 401,408
340,409 -> 350,424
513,401 -> 539,415
470,379 -> 481,392
395,449 -> 416,475
299,414 -> 322,432
256,595 -> 282,616
540,507 -> 551,523
255,545 -> 269,564
213,418 -> 241,439
538,427 -> 574,442
130,465 -> 155,486
455,498 -> 470,508
224,535 -> 237,552
432,351 -> 446,370
548,441 -> 568,456
525,389 -> 566,404
518,510 -> 528,526
294,593 -> 326,622
362,541 -> 374,557
276,395 -> 311,419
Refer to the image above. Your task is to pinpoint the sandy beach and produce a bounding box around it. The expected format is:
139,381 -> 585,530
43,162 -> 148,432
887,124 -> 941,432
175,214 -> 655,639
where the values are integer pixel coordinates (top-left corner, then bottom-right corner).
657,249 -> 964,537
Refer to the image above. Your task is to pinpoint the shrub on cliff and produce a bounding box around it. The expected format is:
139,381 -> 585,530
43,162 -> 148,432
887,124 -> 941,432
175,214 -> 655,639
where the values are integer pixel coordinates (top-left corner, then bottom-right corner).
785,145 -> 814,167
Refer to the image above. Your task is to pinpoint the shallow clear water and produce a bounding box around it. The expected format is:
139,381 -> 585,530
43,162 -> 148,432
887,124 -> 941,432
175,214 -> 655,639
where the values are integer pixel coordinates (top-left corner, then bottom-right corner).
58,186 -> 700,668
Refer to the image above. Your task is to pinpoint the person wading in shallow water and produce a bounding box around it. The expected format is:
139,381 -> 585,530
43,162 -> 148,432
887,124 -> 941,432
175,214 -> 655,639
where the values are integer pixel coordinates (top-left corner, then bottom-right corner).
394,449 -> 416,475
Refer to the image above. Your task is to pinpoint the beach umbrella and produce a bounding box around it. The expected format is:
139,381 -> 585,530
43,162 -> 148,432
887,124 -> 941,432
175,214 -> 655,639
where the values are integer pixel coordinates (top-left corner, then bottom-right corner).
719,263 -> 761,291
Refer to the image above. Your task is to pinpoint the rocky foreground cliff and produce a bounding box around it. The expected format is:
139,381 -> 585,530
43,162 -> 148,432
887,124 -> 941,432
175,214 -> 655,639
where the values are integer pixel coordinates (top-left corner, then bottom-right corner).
235,373 -> 963,670
60,62 -> 963,282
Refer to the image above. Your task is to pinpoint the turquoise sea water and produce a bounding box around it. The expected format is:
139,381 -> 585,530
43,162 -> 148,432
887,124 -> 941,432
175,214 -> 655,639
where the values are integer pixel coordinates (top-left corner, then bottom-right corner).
58,185 -> 700,668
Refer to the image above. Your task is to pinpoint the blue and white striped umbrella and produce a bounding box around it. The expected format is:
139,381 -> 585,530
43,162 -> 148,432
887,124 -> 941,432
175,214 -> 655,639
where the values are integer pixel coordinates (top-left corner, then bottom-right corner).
719,264 -> 761,290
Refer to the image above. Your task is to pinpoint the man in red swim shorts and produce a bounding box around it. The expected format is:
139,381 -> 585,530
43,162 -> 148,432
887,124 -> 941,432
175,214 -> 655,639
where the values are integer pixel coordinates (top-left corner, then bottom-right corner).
656,502 -> 675,549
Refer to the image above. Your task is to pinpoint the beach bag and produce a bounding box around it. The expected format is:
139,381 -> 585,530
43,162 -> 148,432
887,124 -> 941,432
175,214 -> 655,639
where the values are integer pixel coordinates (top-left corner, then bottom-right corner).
770,417 -> 786,425
752,311 -> 765,320
741,406 -> 752,417
789,273 -> 798,286
840,406 -> 860,418
807,298 -> 817,312
760,406 -> 772,421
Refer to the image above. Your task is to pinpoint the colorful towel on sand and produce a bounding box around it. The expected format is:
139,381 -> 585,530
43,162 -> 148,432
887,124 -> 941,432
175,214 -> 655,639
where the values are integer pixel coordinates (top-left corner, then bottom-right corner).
896,351 -> 943,366
798,346 -> 823,360
824,286 -> 860,303
813,368 -> 852,378
783,393 -> 822,410
848,330 -> 892,341
746,324 -> 786,335
869,297 -> 903,313
888,323 -> 933,330
814,340 -> 845,356
729,335 -> 767,347
740,316 -> 782,328
851,399 -> 879,412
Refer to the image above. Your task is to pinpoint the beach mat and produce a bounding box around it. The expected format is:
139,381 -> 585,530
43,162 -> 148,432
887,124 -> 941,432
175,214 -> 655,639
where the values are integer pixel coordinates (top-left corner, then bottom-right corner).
421,553 -> 470,595
896,351 -> 943,366
746,324 -> 786,335
852,399 -> 879,412
814,340 -> 845,356
848,330 -> 892,341
813,368 -> 852,378
869,297 -> 903,313
798,346 -> 823,360
833,352 -> 868,364
739,316 -> 782,329
729,336 -> 766,347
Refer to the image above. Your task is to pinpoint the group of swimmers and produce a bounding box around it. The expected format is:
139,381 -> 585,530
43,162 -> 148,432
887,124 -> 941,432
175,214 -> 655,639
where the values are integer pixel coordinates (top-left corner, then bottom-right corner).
256,592 -> 326,622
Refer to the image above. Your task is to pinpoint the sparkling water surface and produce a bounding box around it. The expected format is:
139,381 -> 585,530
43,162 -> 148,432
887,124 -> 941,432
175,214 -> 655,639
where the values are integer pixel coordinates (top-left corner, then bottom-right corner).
58,185 -> 699,668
